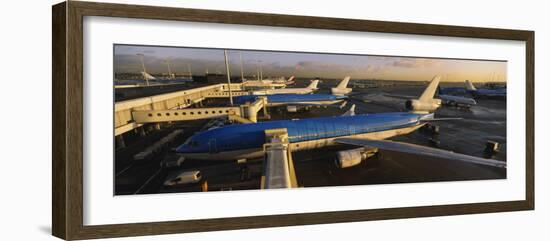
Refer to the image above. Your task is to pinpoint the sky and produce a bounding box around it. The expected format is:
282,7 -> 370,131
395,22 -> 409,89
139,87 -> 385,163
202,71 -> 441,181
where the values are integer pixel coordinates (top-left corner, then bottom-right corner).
114,44 -> 507,82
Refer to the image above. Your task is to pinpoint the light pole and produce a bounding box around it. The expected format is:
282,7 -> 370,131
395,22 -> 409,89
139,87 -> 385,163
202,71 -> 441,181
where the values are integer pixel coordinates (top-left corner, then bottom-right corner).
259,60 -> 263,81
224,50 -> 234,106
256,61 -> 260,81
239,52 -> 244,82
187,64 -> 192,79
164,58 -> 173,79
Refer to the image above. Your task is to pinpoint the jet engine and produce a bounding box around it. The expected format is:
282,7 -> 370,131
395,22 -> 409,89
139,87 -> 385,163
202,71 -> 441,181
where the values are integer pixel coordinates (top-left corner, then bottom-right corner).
405,98 -> 441,113
335,147 -> 378,168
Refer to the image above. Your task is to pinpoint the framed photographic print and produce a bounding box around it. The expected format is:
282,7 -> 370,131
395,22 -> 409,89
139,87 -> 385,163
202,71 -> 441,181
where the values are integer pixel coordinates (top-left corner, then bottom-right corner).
52,1 -> 534,240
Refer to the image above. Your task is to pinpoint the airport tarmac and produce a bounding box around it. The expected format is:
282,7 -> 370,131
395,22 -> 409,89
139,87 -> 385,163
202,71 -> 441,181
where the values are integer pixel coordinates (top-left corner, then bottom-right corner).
114,82 -> 506,195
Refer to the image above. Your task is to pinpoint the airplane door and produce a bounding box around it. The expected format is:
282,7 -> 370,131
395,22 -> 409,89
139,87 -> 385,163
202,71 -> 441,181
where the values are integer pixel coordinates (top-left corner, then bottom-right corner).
208,139 -> 218,153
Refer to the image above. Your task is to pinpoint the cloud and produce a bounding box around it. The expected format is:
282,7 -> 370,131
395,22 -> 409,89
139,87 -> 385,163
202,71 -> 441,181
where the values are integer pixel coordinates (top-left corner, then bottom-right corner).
364,65 -> 386,73
295,61 -> 344,70
390,58 -> 440,68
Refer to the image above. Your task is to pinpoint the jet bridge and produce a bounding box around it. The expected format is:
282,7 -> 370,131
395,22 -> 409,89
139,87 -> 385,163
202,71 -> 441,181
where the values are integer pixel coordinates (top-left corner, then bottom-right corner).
131,97 -> 268,124
261,128 -> 298,189
114,83 -> 260,136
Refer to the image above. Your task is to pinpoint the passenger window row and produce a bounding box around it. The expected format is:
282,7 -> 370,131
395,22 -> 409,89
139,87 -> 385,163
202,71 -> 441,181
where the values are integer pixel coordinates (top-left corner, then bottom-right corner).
147,109 -> 231,117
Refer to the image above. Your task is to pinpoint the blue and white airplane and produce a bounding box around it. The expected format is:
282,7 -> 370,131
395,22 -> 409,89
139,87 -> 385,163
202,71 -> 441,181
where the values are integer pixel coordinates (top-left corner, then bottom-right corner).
439,93 -> 477,107
234,77 -> 352,111
437,86 -> 467,96
437,86 -> 477,107
234,93 -> 347,107
465,80 -> 506,98
387,86 -> 477,108
176,76 -> 505,169
439,80 -> 506,99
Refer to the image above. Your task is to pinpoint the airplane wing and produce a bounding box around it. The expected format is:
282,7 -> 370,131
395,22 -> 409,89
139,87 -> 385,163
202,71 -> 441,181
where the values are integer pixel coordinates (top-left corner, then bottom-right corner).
283,101 -> 348,110
334,138 -> 506,168
419,117 -> 462,122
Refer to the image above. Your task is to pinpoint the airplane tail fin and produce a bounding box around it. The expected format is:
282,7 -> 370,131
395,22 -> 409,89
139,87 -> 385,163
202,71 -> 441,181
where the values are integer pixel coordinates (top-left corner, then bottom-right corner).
342,104 -> 356,116
331,76 -> 352,95
465,80 -> 477,91
405,75 -> 442,113
141,71 -> 156,80
336,76 -> 351,89
308,79 -> 319,89
419,75 -> 441,101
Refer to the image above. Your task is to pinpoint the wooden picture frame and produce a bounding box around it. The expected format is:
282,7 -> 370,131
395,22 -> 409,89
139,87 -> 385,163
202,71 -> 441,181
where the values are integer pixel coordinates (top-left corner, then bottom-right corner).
52,1 -> 534,240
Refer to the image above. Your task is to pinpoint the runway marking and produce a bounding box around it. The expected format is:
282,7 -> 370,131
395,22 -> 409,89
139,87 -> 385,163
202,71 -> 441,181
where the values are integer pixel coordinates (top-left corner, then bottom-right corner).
115,163 -> 134,177
134,167 -> 163,194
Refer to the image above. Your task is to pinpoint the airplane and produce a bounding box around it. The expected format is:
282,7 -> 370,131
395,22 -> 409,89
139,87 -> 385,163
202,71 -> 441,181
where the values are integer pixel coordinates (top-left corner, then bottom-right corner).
437,86 -> 477,107
438,93 -> 477,107
175,75 -> 505,171
136,71 -> 195,85
234,93 -> 348,112
437,86 -> 466,96
465,80 -> 506,99
141,71 -> 157,81
385,86 -> 477,108
272,76 -> 296,85
251,79 -> 318,95
243,76 -> 295,89
331,76 -> 352,96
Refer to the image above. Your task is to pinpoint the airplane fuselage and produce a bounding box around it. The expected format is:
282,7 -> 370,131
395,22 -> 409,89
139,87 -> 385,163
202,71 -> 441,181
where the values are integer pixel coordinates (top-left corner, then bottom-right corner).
234,94 -> 347,107
176,112 -> 429,161
468,88 -> 507,98
252,88 -> 315,95
439,94 -> 477,106
440,84 -> 506,99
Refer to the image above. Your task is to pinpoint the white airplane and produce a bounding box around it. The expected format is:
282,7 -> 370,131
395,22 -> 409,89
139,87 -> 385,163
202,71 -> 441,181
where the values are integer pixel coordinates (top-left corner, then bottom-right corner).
141,71 -> 156,81
331,76 -> 352,96
243,76 -> 295,89
251,79 -> 319,95
272,76 -> 296,85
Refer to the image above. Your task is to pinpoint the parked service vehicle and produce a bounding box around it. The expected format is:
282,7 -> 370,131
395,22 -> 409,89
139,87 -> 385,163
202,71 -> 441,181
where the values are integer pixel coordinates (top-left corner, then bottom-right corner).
164,170 -> 202,186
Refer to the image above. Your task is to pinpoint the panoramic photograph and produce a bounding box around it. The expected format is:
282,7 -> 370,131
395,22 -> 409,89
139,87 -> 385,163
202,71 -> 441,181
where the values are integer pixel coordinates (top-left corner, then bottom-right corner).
113,44 -> 507,195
